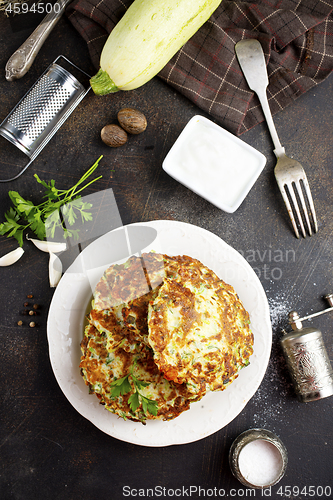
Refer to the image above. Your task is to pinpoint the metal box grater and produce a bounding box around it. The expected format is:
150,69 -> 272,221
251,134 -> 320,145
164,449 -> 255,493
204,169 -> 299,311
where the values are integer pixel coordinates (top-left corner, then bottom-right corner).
0,56 -> 90,182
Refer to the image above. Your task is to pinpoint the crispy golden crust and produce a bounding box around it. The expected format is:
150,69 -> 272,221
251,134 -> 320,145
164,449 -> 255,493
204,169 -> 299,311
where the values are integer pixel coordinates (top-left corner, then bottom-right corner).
91,254 -> 166,352
80,324 -> 198,422
141,252 -> 166,290
94,255 -> 150,309
147,255 -> 253,397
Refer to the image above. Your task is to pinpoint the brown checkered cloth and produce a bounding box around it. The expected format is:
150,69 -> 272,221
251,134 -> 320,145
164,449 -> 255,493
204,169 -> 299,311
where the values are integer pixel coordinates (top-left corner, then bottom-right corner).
66,0 -> 333,135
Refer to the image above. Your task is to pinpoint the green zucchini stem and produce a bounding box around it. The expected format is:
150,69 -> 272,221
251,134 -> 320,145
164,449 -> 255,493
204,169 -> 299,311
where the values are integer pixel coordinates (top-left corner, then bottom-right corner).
90,69 -> 119,95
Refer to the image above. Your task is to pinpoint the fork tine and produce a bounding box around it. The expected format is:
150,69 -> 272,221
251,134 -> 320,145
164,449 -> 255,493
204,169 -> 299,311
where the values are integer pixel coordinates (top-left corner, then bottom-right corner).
277,182 -> 301,238
277,178 -> 318,238
286,182 -> 307,238
301,176 -> 318,233
294,179 -> 312,237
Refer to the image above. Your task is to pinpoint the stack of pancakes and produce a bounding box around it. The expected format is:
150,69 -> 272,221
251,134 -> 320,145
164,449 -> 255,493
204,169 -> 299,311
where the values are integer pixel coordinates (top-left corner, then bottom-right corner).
80,253 -> 253,423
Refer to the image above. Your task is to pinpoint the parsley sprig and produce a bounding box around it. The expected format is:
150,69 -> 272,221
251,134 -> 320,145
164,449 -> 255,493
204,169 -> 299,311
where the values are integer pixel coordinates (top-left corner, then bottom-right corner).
0,156 -> 103,246
110,359 -> 158,418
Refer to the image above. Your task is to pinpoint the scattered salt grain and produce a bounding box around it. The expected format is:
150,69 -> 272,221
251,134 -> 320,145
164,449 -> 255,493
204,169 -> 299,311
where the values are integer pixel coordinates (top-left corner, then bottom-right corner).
238,439 -> 284,487
267,293 -> 291,330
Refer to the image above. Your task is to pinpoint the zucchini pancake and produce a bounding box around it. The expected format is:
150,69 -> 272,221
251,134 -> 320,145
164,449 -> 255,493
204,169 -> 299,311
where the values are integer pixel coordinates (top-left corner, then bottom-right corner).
80,323 -> 199,423
80,253 -> 253,423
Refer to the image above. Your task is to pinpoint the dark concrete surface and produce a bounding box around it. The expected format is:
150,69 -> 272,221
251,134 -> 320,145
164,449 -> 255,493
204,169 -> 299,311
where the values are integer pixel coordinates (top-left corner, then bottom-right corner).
0,11 -> 332,500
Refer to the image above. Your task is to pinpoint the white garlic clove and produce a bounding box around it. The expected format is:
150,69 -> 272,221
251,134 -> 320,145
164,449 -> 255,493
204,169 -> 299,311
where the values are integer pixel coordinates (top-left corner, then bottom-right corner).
26,235 -> 67,253
49,252 -> 62,287
0,247 -> 24,266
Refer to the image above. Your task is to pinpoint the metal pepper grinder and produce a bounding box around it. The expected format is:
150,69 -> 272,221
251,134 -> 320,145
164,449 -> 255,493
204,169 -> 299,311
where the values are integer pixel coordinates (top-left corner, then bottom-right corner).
281,294 -> 333,402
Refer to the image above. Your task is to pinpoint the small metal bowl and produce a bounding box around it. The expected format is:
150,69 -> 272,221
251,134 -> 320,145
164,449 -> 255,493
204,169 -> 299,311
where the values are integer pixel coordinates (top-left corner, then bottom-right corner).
229,429 -> 288,489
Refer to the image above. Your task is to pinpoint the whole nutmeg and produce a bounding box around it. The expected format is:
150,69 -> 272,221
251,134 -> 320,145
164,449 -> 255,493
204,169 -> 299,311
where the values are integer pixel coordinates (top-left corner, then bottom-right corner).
101,124 -> 128,147
117,108 -> 147,135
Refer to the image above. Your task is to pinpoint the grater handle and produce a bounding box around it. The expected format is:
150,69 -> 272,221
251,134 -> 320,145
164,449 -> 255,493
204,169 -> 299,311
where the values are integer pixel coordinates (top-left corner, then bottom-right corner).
5,0 -> 71,81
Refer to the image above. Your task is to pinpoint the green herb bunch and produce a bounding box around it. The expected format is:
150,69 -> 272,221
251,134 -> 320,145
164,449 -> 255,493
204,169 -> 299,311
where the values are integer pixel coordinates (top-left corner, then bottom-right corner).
0,156 -> 103,246
110,359 -> 158,418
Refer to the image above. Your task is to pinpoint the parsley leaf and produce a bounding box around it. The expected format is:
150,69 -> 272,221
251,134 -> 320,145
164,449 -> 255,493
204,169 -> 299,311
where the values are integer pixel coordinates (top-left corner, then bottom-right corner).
128,392 -> 140,412
109,359 -> 158,418
110,374 -> 132,397
0,156 -> 103,246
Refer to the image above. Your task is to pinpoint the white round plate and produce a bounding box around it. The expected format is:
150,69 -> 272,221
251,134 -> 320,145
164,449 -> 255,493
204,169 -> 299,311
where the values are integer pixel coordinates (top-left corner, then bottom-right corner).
47,220 -> 272,447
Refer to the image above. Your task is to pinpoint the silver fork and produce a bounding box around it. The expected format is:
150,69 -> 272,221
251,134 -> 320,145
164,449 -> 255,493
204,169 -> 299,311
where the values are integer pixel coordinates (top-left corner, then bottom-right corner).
235,39 -> 318,238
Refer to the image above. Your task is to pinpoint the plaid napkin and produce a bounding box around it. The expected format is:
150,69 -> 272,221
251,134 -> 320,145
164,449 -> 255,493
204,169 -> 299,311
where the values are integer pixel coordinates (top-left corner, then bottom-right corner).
66,0 -> 333,135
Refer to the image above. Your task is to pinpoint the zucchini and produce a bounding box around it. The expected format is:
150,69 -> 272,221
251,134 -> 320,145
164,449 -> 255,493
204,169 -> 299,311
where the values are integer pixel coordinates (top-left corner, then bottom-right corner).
90,0 -> 222,95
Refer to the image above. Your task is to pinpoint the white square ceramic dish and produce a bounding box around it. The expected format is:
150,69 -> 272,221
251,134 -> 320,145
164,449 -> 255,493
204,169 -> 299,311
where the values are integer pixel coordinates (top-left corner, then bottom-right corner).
162,115 -> 266,213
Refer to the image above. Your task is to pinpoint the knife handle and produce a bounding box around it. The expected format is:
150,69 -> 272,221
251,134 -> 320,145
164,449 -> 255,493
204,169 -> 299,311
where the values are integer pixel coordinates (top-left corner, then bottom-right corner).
5,0 -> 70,81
